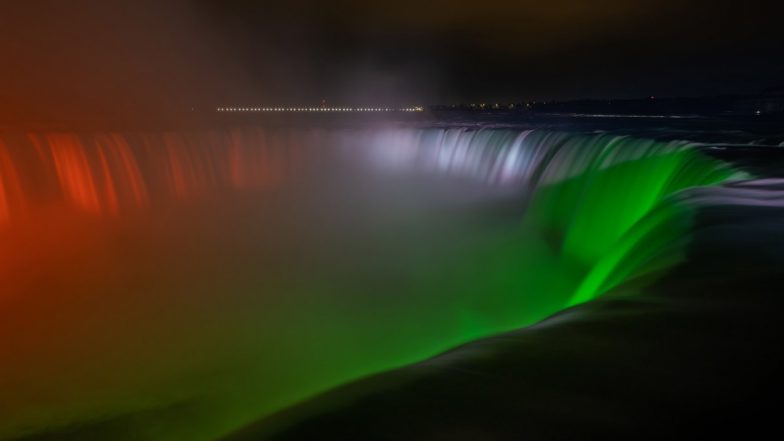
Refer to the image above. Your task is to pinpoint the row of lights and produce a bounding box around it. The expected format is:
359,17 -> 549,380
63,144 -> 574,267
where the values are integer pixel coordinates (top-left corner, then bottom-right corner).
216,107 -> 424,113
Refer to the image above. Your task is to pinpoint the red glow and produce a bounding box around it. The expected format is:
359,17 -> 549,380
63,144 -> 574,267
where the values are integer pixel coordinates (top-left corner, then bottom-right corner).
48,134 -> 103,214
95,134 -> 149,212
0,140 -> 26,224
0,129 -> 301,228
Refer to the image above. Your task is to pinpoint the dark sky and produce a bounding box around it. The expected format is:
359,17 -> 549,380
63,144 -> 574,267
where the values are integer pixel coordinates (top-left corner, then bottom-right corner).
1,0 -> 783,122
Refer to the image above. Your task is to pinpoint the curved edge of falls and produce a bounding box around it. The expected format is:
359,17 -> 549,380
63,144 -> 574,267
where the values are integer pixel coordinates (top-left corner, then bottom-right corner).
0,127 -> 755,441
225,178 -> 784,441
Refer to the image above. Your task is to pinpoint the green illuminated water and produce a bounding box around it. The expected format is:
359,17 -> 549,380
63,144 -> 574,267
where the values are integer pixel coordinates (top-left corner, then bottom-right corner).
0,129 -> 741,440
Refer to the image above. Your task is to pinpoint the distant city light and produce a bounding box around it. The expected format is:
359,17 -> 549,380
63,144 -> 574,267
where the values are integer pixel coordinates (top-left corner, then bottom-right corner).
215,106 -> 424,113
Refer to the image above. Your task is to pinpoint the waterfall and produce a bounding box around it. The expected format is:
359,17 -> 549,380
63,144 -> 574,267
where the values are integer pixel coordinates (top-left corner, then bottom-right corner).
0,127 -> 742,441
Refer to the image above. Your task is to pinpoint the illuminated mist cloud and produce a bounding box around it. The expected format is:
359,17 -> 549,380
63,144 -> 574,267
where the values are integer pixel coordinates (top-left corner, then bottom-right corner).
0,128 -> 743,440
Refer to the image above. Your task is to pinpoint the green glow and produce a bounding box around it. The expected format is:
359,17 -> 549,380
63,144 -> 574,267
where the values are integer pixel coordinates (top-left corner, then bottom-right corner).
168,134 -> 739,441
518,133 -> 738,306
0,130 -> 742,441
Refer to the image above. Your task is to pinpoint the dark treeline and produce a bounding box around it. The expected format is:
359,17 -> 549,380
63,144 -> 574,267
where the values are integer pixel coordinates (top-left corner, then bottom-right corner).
430,88 -> 784,117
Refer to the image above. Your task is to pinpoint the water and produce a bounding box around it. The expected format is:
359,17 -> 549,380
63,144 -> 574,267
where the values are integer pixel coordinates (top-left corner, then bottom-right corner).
0,127 -> 746,440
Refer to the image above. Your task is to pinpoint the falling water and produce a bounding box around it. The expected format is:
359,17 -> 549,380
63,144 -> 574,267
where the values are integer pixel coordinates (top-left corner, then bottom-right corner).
0,127 -> 741,440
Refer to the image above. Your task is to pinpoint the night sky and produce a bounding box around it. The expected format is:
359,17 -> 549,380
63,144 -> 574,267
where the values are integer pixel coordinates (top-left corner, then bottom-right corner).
1,0 -> 782,122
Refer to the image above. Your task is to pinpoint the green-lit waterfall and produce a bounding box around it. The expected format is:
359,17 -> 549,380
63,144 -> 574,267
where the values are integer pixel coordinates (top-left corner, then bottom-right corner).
0,128 -> 742,441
